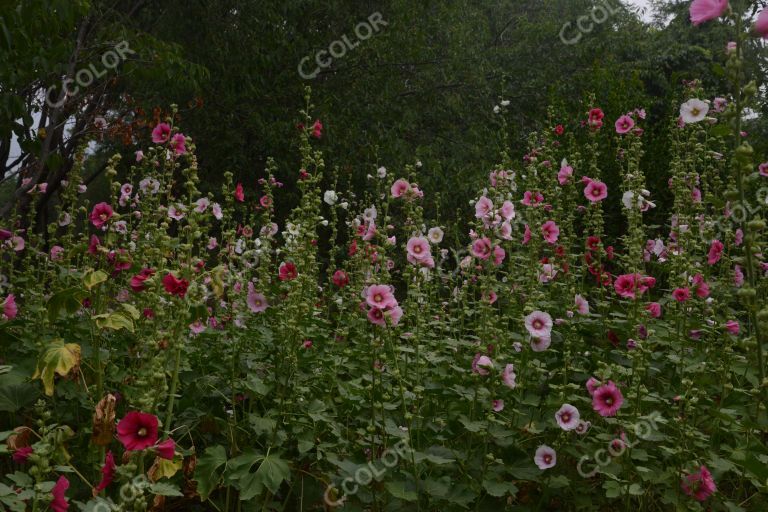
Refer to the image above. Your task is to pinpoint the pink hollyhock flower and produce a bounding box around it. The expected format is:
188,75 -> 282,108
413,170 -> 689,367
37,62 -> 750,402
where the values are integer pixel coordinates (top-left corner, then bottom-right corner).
50,475 -> 70,512
12,446 -> 32,463
385,306 -> 404,326
615,115 -> 635,134
692,274 -> 710,298
555,403 -> 580,431
2,294 -> 18,320
189,319 -> 205,334
475,196 -> 494,219
135,150 -> 144,162
759,162 -> 768,177
367,307 -> 385,326
690,0 -> 729,25
391,178 -> 411,198
584,179 -> 608,202
530,335 -> 552,352
708,240 -> 724,264
725,320 -> 740,335
117,411 -> 159,451
681,465 -> 717,501
534,445 -> 557,470
734,265 -> 744,287
247,283 -> 268,313
558,164 -> 573,185
279,262 -> 298,281
89,202 -> 114,228
472,354 -> 494,375
212,203 -> 224,220
94,451 -> 116,493
538,264 -> 557,283
470,237 -> 492,260
575,420 -> 591,435
525,311 -> 553,338
234,183 -> 245,202
541,220 -> 560,244
194,198 -> 210,213
332,270 -> 349,288
735,229 -> 744,246
492,245 -> 505,266
311,119 -> 323,138
499,221 -> 512,240
366,284 -> 397,309
406,236 -> 431,262
130,268 -> 155,293
574,294 -> 590,315
492,399 -> 504,412
522,224 -> 531,245
592,380 -> 624,417
646,302 -> 662,318
614,274 -> 640,299
586,377 -> 600,396
162,273 -> 189,298
588,108 -> 605,129
156,438 -> 175,460
170,133 -> 186,155
500,200 -> 515,221
673,287 -> 691,302
501,364 -> 516,388
522,190 -> 544,206
151,122 -> 171,143
756,10 -> 768,38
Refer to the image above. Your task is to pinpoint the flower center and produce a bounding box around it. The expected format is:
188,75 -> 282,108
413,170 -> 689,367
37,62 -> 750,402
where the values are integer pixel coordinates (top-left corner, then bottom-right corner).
138,427 -> 147,437
374,293 -> 383,302
533,320 -> 543,329
605,397 -> 613,405
544,454 -> 552,463
561,413 -> 570,423
691,108 -> 700,116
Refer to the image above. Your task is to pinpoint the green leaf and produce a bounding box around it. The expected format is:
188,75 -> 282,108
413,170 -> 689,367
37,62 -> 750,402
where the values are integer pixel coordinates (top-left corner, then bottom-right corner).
482,478 -> 518,497
46,287 -> 87,323
93,312 -> 134,332
149,482 -> 183,497
253,453 -> 290,495
384,480 -> 417,501
194,445 -> 228,501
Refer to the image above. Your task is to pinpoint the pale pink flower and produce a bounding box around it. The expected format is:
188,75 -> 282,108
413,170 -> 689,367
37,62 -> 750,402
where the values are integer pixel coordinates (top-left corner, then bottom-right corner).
734,265 -> 744,287
212,203 -> 223,220
555,404 -> 580,431
492,246 -> 505,266
475,196 -> 494,219
586,377 -> 600,396
472,354 -> 493,375
574,294 -> 590,315
406,236 -> 431,262
500,200 -> 515,221
534,445 -> 556,470
557,164 -> 573,185
470,237 -> 492,260
501,364 -> 516,388
524,311 -> 553,338
385,306 -> 404,326
689,0 -> 729,26
366,284 -> 397,309
195,198 -> 210,213
492,399 -> 504,412
530,335 -> 552,352
50,245 -> 64,261
708,240 -> 724,265
390,178 -> 411,198
247,283 -> 268,313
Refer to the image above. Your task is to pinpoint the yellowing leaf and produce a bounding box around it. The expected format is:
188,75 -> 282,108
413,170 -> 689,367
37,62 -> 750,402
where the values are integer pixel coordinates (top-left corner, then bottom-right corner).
32,340 -> 81,396
148,455 -> 183,482
83,270 -> 108,290
93,312 -> 134,332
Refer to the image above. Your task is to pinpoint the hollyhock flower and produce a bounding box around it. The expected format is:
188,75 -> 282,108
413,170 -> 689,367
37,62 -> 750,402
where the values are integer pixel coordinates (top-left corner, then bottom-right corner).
614,274 -> 640,299
522,191 -> 544,206
500,201 -> 515,221
538,264 -> 557,283
156,438 -> 175,460
734,265 -> 744,287
247,283 -> 268,313
530,335 -> 552,352
555,403 -> 580,431
558,163 -> 573,185
385,306 -> 404,326
692,274 -> 710,298
584,179 -> 608,202
586,377 -> 601,396
708,240 -> 724,264
680,99 -> 709,123
135,150 -> 144,162
167,205 -> 185,221
501,364 -> 516,388
94,451 -> 116,493
726,320 -> 740,335
575,420 -> 591,435
646,302 -> 662,318
332,270 -> 349,288
12,446 -> 32,463
170,133 -> 186,154
735,229 -> 744,246
475,196 -> 493,218
541,220 -> 559,244
472,354 -> 494,375
689,0 -> 729,25
534,445 -> 557,470
592,381 -> 624,417
311,119 -> 323,138
575,294 -> 590,315
427,227 -> 444,244
2,294 -> 18,320
499,221 -> 512,240
367,307 -> 386,326
470,237 -> 492,260
522,224 -> 532,245
390,178 -> 410,198
756,9 -> 768,38
90,202 -> 113,228
484,290 -> 498,304
162,273 -> 189,298
366,284 -> 397,309
681,466 -> 717,501
130,268 -> 155,292
279,262 -> 298,281
492,246 -> 505,266
406,236 -> 431,261
588,108 -> 605,129
759,162 -> 768,177
615,115 -> 635,134
194,198 -> 210,213
189,320 -> 206,335
713,97 -> 727,112
554,124 -> 564,135
211,203 -> 224,220
524,311 -> 553,338
492,399 -> 505,412
673,287 -> 691,302
117,412 -> 159,451
50,475 -> 69,512
234,183 -> 245,202
151,122 -> 171,143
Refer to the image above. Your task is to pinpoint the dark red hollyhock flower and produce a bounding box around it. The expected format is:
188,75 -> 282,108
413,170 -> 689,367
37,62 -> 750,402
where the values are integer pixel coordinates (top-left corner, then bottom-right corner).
12,446 -> 33,463
607,330 -> 620,347
107,249 -> 132,272
586,236 -> 601,252
130,268 -> 155,292
89,202 -> 114,229
311,119 -> 323,139
88,235 -> 101,256
332,270 -> 349,288
0,228 -> 12,240
298,169 -> 310,180
142,308 -> 155,319
234,182 -> 245,202
162,273 -> 189,298
554,124 -> 565,136
588,108 -> 605,130
94,451 -> 117,493
117,411 -> 159,451
348,239 -> 358,257
50,475 -> 70,512
279,262 -> 298,281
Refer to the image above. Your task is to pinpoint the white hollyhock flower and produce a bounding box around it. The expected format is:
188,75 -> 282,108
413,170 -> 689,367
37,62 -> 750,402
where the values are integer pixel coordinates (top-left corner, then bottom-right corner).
323,190 -> 338,205
680,99 -> 709,124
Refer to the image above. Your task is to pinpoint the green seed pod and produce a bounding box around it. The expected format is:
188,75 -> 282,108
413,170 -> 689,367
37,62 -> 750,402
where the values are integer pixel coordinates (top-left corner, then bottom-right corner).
725,189 -> 740,200
748,219 -> 766,231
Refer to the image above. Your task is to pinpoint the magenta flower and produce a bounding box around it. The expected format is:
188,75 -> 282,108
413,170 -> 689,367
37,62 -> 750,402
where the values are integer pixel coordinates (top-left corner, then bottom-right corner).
366,284 -> 397,310
94,451 -> 116,493
707,240 -> 724,265
367,307 -> 386,326
689,0 -> 729,26
170,133 -> 187,155
592,381 -> 624,417
586,377 -> 601,396
470,237 -> 492,260
234,183 -> 245,202
725,320 -> 740,335
541,220 -> 560,244
534,445 -> 557,470
588,108 -> 605,129
574,294 -> 590,315
12,446 -> 32,463
2,294 -> 17,320
278,262 -> 298,281
89,202 -> 113,228
492,245 -> 505,266
555,403 -> 580,431
614,115 -> 635,134
646,302 -> 662,318
156,438 -> 175,460
557,164 -> 573,185
756,10 -> 768,38
50,475 -> 70,512
681,465 -> 716,501
117,411 -> 159,451
584,179 -> 608,202
759,162 -> 768,177
673,287 -> 691,302
151,122 -> 171,143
